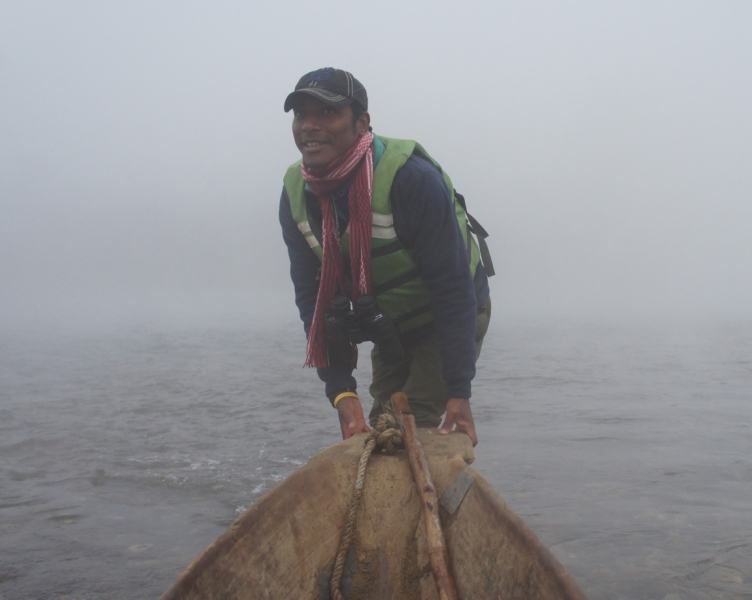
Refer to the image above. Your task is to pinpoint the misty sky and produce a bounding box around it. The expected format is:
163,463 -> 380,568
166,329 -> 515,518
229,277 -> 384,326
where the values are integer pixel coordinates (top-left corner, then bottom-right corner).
1,1 -> 751,330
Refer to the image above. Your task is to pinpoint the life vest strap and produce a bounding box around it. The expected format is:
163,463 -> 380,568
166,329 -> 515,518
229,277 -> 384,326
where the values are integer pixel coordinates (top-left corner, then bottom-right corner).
371,240 -> 402,258
373,268 -> 420,296
392,303 -> 432,327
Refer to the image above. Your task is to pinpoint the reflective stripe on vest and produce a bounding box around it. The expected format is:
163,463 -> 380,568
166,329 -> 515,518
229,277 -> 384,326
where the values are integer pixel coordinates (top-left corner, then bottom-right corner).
296,221 -> 320,249
298,214 -> 396,244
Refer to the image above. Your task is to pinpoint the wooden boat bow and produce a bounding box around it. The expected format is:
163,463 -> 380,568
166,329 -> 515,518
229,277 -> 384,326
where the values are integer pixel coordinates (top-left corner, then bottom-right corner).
160,429 -> 587,599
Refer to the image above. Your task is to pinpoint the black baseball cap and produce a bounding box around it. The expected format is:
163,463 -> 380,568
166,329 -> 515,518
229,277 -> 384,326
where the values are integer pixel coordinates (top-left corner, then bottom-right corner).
284,68 -> 368,112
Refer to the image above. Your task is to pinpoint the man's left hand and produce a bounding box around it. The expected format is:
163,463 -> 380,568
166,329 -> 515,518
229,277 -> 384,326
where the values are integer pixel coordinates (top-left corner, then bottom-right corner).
439,398 -> 478,446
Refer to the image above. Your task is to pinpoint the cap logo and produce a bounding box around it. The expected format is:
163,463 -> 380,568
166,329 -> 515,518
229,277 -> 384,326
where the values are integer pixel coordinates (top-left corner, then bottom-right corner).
308,68 -> 333,83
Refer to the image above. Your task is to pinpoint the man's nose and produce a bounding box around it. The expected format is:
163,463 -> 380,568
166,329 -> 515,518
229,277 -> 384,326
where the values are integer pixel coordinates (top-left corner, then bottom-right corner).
301,115 -> 321,132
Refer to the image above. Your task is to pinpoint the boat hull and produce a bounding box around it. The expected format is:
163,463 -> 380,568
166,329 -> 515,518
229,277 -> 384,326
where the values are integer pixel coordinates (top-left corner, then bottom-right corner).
161,430 -> 586,600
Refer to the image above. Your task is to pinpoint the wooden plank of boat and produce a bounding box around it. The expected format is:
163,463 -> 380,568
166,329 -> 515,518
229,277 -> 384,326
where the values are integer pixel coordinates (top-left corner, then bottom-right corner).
160,430 -> 587,600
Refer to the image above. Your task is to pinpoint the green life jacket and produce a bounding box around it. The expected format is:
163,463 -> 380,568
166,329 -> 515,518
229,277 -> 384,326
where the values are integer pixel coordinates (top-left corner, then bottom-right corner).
283,135 -> 481,334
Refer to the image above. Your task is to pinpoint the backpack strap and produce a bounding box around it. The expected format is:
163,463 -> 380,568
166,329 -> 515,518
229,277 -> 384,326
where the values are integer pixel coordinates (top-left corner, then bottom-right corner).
454,191 -> 495,277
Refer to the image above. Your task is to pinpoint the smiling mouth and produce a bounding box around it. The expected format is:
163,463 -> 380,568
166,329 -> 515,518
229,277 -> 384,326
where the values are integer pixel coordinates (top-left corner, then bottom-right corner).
303,141 -> 327,148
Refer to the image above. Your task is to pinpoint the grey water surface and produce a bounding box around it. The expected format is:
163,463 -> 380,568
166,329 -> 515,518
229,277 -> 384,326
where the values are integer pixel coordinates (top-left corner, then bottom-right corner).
1,318 -> 750,599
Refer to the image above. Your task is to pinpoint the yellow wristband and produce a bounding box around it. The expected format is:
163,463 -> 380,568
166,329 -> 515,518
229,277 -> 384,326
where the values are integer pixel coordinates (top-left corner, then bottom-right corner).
333,391 -> 358,408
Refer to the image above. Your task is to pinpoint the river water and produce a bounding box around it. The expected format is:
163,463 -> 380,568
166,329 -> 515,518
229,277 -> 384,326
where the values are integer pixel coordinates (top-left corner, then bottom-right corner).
1,317 -> 750,599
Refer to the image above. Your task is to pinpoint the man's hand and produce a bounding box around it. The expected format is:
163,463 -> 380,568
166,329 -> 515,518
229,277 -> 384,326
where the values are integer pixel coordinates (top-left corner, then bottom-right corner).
336,396 -> 371,440
439,398 -> 478,446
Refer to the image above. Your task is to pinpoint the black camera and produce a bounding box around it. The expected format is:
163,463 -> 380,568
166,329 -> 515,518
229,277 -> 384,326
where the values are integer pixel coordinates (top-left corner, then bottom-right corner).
355,295 -> 405,364
324,294 -> 405,365
324,295 -> 353,367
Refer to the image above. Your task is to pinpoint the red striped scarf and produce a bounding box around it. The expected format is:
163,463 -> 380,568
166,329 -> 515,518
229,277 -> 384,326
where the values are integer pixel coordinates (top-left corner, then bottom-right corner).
301,131 -> 375,368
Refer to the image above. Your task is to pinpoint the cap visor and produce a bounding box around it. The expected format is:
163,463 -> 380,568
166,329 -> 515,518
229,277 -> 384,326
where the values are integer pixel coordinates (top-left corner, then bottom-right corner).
284,89 -> 353,112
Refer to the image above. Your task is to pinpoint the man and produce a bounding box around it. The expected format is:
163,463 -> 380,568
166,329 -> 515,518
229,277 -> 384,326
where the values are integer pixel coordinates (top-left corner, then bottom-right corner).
279,68 -> 490,446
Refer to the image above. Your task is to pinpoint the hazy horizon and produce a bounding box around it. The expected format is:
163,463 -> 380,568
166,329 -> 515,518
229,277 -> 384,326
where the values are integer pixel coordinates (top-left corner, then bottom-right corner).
2,1 -> 751,332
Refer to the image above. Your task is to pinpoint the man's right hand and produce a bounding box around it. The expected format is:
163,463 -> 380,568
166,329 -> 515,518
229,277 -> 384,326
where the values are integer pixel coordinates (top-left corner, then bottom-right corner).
336,396 -> 371,440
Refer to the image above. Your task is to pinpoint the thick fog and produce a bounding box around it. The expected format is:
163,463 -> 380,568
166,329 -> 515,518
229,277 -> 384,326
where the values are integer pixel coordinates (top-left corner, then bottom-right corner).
2,1 -> 751,331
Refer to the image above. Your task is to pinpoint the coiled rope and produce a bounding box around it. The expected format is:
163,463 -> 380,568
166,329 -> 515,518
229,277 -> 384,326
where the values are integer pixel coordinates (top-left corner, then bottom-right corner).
330,412 -> 404,600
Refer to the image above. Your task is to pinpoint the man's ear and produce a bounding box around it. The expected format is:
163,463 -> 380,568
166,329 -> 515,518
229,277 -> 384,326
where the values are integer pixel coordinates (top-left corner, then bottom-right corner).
357,112 -> 371,136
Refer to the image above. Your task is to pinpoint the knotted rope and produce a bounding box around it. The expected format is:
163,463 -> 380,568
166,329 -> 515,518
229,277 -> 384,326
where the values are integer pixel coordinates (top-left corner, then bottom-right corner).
330,412 -> 403,600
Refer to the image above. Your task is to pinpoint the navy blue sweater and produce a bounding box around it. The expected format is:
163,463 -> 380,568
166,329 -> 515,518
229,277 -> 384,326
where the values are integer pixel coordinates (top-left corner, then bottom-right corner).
279,153 -> 490,402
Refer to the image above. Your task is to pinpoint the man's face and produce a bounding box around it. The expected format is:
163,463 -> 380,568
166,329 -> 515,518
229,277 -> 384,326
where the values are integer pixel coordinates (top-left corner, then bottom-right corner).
292,96 -> 369,169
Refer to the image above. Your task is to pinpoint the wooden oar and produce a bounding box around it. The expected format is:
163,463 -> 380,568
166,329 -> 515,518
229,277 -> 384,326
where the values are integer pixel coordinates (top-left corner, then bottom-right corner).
391,392 -> 459,600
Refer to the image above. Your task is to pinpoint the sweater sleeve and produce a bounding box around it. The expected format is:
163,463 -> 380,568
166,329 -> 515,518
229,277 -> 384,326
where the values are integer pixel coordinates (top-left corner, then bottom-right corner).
279,188 -> 357,402
390,158 -> 477,399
